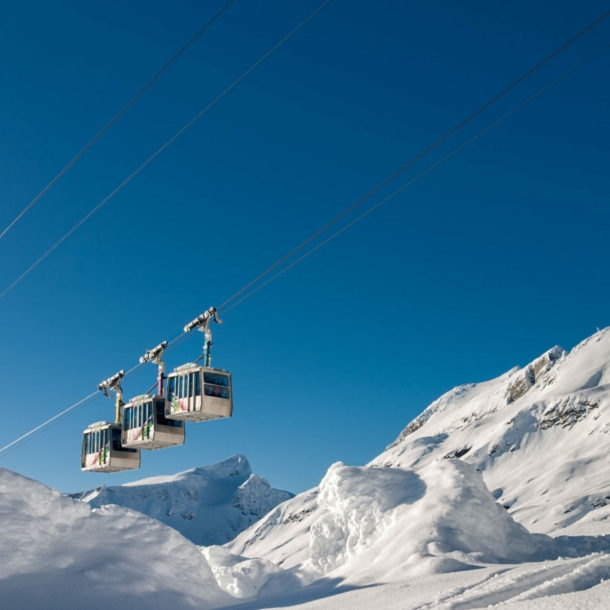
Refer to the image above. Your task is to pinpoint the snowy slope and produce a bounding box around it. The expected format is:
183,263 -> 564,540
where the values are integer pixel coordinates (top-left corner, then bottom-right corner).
70,455 -> 293,545
6,328 -> 610,610
220,328 -> 610,608
227,458 -> 610,583
0,467 -> 233,610
372,328 -> 610,535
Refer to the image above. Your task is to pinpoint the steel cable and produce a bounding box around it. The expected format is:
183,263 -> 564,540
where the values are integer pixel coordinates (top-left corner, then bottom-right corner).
0,330 -> 199,458
0,0 -> 236,242
216,8 -> 610,312
0,0 -> 332,301
1,10 -> 607,460
221,42 -> 610,314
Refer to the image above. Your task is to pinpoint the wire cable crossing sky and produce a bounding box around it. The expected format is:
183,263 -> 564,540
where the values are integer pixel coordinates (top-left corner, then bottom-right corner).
2,36 -> 607,462
0,0 -> 236,242
0,0 -> 333,302
2,0 -> 610,495
215,7 -> 610,312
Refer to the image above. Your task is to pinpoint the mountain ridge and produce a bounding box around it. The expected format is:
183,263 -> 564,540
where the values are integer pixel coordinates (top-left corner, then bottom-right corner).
69,454 -> 293,546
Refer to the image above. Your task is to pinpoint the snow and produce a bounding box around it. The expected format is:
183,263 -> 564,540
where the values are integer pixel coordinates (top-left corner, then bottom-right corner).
224,328 -> 610,608
230,459 -> 558,583
70,455 -> 292,545
0,467 -> 233,609
203,545 -> 302,599
5,328 -> 610,609
373,328 -> 610,536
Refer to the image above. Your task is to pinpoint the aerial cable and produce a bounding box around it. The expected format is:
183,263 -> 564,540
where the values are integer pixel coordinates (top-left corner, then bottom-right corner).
0,0 -> 332,302
0,0 -> 236,243
0,356 -> 146,457
0,329 -> 202,459
0,391 -> 101,457
0,394 -> 104,460
220,41 -> 610,314
216,8 -> 610,312
1,20 -> 607,461
1,42 -> 609,461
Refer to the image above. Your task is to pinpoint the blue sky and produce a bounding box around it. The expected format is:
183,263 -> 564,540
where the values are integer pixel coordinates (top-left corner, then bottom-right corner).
1,0 -> 609,494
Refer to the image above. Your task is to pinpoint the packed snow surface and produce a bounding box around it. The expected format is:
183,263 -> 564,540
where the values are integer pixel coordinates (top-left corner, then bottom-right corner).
71,454 -> 292,545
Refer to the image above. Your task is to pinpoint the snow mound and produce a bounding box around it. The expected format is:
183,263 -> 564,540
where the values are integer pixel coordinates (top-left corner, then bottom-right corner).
315,460 -> 546,579
310,463 -> 426,573
202,545 -> 301,599
230,459 -> 549,581
0,467 -> 231,610
72,455 -> 293,545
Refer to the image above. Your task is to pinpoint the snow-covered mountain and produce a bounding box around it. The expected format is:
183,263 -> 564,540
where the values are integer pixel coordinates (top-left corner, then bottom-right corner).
219,328 -> 610,608
69,455 -> 293,545
371,328 -> 610,535
5,328 -> 610,609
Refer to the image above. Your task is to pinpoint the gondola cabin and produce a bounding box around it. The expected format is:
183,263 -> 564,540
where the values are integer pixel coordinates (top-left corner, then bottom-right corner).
122,394 -> 185,450
81,422 -> 140,472
166,363 -> 233,422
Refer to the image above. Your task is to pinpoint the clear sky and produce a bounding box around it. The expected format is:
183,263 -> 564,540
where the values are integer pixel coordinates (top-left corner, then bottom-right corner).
1,0 -> 609,495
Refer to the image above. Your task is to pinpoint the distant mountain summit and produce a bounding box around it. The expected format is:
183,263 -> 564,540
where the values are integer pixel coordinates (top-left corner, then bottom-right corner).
69,455 -> 293,545
372,328 -> 610,535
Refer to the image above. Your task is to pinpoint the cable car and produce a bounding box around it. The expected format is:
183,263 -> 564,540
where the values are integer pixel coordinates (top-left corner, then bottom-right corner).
81,421 -> 140,472
165,363 -> 233,421
122,394 -> 185,449
80,306 -> 230,472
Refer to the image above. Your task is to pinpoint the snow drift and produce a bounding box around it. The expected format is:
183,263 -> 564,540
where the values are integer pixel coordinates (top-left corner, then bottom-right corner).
0,467 -> 232,610
71,454 -> 292,545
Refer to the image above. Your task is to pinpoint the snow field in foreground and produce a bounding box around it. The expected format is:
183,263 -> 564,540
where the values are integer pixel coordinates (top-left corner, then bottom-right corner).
0,467 -> 233,610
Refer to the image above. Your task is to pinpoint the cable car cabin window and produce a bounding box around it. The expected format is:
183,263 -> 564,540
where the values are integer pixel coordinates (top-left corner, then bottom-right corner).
155,402 -> 183,427
204,384 -> 230,399
112,427 -> 137,453
85,432 -> 96,455
168,376 -> 175,396
204,372 -> 229,387
195,372 -> 201,396
124,408 -> 132,430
